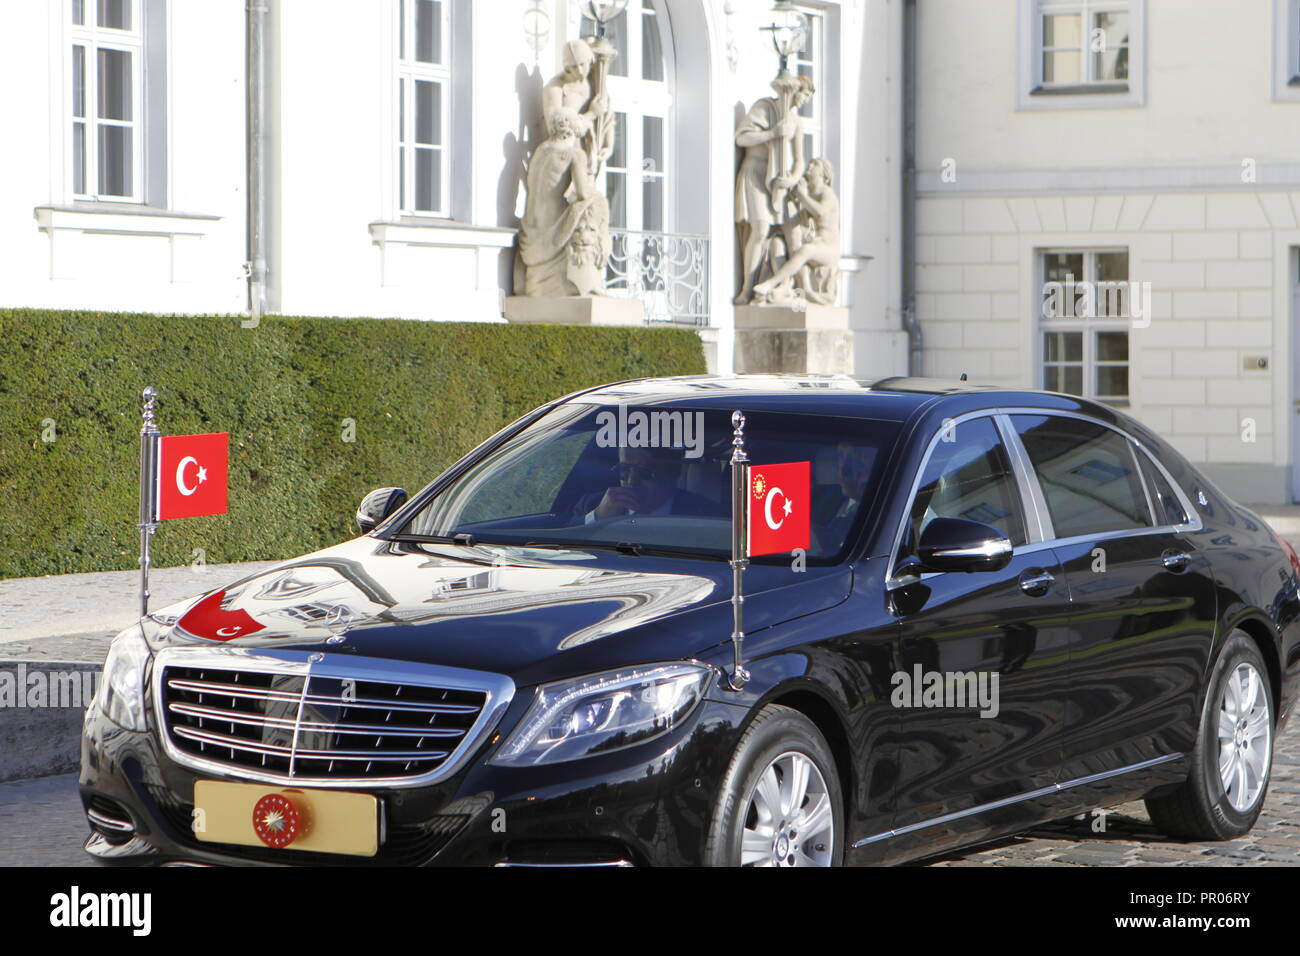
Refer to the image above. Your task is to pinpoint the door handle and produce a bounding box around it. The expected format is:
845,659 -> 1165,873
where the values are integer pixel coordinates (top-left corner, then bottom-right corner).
1162,549 -> 1191,572
1019,568 -> 1055,596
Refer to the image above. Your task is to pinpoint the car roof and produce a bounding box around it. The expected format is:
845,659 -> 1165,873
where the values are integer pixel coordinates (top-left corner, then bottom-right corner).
568,374 -> 1105,423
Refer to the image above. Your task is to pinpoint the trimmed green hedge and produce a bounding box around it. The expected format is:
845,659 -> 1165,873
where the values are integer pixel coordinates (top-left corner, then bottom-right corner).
0,309 -> 706,579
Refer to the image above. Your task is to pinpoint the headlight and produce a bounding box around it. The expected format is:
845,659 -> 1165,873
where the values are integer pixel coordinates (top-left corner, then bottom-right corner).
490,662 -> 714,767
97,624 -> 152,731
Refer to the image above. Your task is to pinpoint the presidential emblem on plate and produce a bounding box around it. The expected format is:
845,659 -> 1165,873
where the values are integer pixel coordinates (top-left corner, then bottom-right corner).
252,792 -> 308,848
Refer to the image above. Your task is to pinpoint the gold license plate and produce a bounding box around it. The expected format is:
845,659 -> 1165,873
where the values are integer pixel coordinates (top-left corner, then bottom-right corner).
193,780 -> 379,857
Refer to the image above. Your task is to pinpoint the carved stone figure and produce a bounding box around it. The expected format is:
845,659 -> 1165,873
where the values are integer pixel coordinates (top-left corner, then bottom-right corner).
542,39 -> 614,183
513,37 -> 618,299
517,106 -> 611,298
734,73 -> 814,305
753,158 -> 841,305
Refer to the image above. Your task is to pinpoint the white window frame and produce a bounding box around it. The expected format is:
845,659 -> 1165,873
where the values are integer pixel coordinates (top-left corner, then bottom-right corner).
1038,248 -> 1131,407
793,5 -> 825,161
395,0 -> 452,218
1273,0 -> 1300,101
581,0 -> 673,235
68,0 -> 145,203
1018,0 -> 1145,110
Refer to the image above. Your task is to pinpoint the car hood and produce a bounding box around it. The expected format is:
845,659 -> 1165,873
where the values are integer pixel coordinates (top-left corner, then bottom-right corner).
143,537 -> 853,687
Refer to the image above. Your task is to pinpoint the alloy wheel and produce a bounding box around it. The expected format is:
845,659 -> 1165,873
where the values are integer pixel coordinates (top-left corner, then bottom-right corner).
740,750 -> 834,867
1216,662 -> 1271,813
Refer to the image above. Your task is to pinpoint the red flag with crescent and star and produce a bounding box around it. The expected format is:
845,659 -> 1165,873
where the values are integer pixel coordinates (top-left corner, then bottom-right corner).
157,432 -> 229,520
746,461 -> 810,557
176,589 -> 266,641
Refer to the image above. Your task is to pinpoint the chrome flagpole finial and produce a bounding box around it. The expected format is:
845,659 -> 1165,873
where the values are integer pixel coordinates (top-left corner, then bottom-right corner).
731,410 -> 748,465
141,386 -> 159,435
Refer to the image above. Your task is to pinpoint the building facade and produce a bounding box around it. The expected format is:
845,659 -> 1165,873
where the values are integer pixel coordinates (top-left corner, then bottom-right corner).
914,0 -> 1300,504
2,0 -> 907,380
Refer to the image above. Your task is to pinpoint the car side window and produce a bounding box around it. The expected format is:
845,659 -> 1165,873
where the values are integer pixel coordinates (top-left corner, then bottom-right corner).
1010,414 -> 1153,539
1137,449 -> 1189,526
904,416 -> 1027,551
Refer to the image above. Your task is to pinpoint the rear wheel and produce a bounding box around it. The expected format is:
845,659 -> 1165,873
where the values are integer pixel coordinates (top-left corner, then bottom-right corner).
1145,631 -> 1274,840
705,705 -> 844,866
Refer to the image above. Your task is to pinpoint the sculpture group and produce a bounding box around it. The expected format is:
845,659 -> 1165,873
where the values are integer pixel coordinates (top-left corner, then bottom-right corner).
514,41 -> 841,309
517,38 -> 616,298
735,72 -> 841,307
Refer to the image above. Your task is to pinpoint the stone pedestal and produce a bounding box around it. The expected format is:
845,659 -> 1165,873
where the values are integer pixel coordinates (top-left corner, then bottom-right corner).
733,304 -> 854,375
505,296 -> 645,326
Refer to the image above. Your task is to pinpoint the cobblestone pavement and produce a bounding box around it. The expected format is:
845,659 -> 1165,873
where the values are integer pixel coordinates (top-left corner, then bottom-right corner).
0,774 -> 100,866
926,712 -> 1300,866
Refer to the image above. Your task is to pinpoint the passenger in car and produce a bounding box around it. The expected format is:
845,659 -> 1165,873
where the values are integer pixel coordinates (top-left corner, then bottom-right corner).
578,445 -> 719,523
812,442 -> 878,551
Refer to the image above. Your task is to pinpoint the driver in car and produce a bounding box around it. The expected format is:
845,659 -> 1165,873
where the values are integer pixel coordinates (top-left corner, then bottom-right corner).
581,446 -> 718,524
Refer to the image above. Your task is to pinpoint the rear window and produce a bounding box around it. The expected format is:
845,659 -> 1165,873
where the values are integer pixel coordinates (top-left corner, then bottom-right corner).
1010,414 -> 1152,539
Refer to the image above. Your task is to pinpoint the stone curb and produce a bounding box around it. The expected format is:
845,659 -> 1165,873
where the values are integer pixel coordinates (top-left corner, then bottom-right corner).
0,660 -> 100,784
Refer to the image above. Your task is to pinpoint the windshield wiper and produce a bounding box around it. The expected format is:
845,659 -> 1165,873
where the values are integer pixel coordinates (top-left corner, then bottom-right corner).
389,532 -> 477,546
523,541 -> 726,561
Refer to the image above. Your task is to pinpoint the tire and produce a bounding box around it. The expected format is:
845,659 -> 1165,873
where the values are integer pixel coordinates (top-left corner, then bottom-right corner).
1145,631 -> 1275,841
705,704 -> 844,866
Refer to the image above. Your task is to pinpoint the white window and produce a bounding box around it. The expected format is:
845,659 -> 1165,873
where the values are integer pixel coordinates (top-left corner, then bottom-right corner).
396,0 -> 451,216
581,0 -> 671,234
69,0 -> 144,201
1019,0 -> 1145,109
1273,0 -> 1300,101
1039,250 -> 1130,406
793,6 -> 824,161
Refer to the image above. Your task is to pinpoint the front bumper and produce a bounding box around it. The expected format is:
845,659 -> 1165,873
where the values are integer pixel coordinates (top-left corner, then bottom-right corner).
79,690 -> 747,867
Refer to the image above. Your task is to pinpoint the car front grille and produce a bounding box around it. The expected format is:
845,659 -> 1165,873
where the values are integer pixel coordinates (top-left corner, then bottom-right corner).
153,648 -> 514,787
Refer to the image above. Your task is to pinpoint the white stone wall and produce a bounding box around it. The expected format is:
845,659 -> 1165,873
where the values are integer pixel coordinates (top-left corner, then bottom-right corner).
2,0 -> 904,381
913,0 -> 1300,503
0,1 -> 248,315
914,189 -> 1296,503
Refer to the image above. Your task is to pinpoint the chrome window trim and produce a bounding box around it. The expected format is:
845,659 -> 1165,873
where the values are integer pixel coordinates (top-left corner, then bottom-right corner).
885,409 -> 1035,591
885,406 -> 1203,591
999,407 -> 1204,538
851,752 -> 1184,848
995,414 -> 1052,543
1129,439 -> 1158,527
150,646 -> 515,790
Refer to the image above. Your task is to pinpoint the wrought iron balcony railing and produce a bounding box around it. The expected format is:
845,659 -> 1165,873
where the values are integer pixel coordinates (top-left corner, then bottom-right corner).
606,230 -> 710,327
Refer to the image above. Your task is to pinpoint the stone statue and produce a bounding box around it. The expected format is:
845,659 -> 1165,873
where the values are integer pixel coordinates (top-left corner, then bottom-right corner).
734,73 -> 814,305
517,106 -> 612,297
542,39 -> 614,183
753,158 -> 841,305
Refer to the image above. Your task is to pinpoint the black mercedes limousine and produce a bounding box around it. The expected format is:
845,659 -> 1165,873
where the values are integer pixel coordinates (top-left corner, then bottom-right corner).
79,375 -> 1300,866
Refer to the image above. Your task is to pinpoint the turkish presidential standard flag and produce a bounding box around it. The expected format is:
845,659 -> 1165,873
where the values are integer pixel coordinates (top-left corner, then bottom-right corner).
157,432 -> 229,520
746,461 -> 811,557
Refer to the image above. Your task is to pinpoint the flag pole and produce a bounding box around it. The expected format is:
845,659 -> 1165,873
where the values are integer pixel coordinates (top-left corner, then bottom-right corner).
139,386 -> 160,617
728,410 -> 750,691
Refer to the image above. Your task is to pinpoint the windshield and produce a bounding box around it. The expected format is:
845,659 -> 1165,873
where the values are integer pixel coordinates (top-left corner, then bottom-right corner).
397,404 -> 899,561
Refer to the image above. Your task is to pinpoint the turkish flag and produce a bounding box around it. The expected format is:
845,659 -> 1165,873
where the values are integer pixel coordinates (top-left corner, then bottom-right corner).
157,433 -> 228,520
176,590 -> 266,642
746,461 -> 811,557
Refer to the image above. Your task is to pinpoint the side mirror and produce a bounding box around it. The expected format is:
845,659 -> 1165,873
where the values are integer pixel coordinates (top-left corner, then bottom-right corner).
915,517 -> 1013,573
356,487 -> 408,534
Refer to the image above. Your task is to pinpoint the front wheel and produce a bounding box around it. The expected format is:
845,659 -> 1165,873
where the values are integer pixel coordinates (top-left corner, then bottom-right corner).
705,705 -> 844,866
1145,631 -> 1275,840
